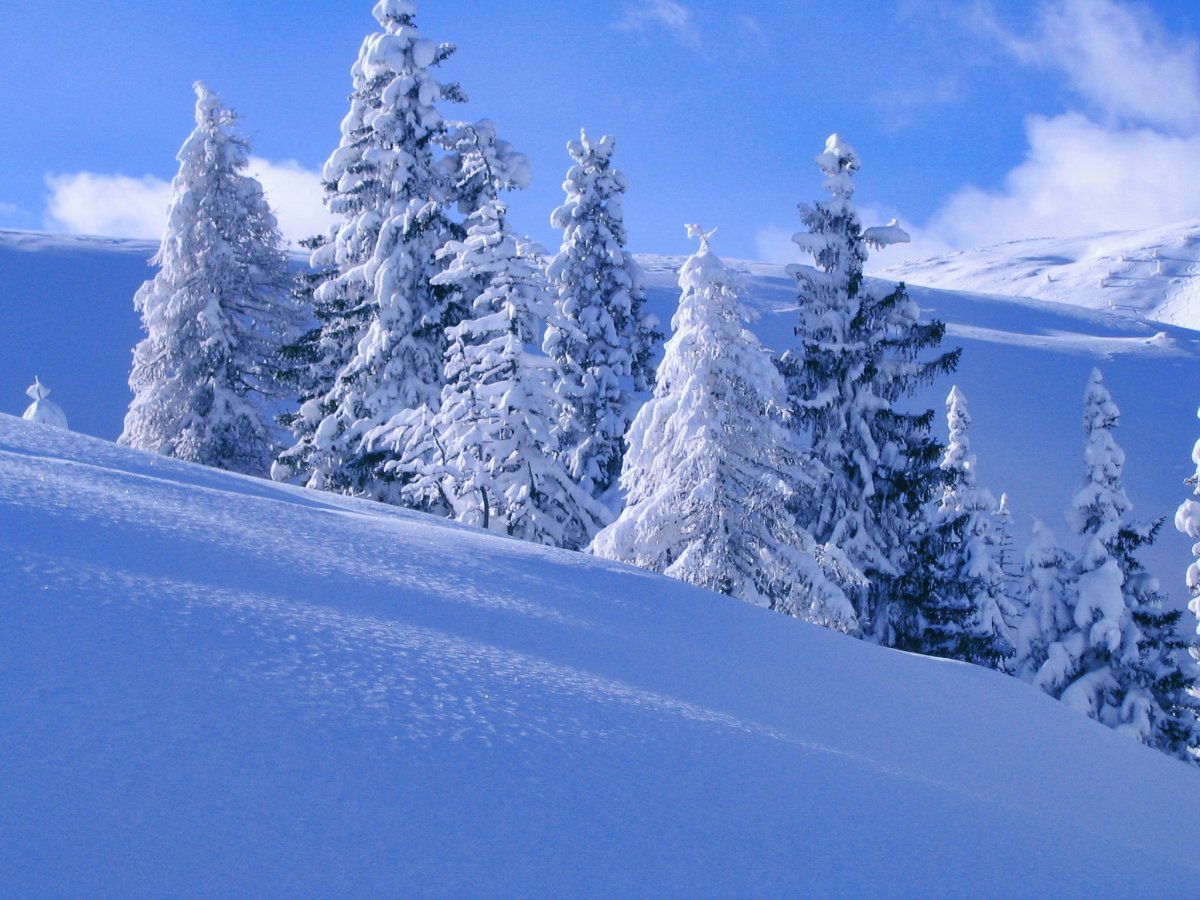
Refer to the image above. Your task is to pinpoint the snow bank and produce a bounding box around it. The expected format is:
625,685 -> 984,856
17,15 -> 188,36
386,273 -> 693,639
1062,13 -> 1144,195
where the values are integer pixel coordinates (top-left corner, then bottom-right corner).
2,415 -> 1200,894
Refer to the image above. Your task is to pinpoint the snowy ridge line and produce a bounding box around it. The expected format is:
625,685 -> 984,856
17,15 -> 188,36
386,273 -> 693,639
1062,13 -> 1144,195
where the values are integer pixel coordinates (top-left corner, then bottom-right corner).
0,228 -> 158,254
945,323 -> 1187,357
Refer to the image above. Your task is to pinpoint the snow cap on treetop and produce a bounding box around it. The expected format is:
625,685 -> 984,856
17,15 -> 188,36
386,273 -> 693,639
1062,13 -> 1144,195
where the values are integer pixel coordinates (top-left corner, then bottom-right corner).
685,223 -> 717,254
571,129 -> 615,162
374,0 -> 416,25
817,133 -> 859,175
25,376 -> 49,401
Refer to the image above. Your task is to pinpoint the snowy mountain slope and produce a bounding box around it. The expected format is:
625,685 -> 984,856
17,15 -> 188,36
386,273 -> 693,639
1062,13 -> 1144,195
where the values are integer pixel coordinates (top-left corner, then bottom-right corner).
875,220 -> 1200,330
3,413 -> 1200,895
4,229 -> 1200,607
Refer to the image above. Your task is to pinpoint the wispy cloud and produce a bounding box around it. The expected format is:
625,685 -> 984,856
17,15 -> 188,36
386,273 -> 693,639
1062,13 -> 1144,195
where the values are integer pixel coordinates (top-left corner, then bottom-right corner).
737,15 -> 769,53
871,75 -> 962,132
44,157 -> 329,246
613,0 -> 701,50
44,172 -> 171,240
865,0 -> 1200,267
974,0 -> 1200,132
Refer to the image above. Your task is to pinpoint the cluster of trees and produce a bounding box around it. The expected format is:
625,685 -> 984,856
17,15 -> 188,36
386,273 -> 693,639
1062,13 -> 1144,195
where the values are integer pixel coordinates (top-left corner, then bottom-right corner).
116,1 -> 1200,764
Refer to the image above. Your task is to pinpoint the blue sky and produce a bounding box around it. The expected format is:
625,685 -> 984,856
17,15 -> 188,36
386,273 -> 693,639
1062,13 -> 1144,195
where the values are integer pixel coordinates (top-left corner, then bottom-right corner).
3,0 -> 1200,266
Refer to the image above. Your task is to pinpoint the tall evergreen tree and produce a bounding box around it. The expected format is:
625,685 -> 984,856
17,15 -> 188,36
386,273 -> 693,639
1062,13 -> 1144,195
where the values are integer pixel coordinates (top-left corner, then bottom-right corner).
592,227 -> 856,630
394,124 -> 606,547
544,130 -> 661,502
1174,397 -> 1200,665
273,0 -> 464,500
994,493 -> 1024,608
779,134 -> 959,646
917,386 -> 1014,667
1013,520 -> 1077,685
121,82 -> 298,477
1040,370 -> 1199,762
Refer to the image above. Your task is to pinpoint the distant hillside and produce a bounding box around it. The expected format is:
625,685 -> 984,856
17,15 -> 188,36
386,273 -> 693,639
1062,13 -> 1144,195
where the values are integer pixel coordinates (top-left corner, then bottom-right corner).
877,220 -> 1200,330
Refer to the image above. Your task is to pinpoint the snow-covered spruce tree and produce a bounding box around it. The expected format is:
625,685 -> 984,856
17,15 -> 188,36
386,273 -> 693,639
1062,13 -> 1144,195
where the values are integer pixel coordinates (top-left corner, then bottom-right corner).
22,377 -> 68,430
592,227 -> 857,630
273,0 -> 464,501
1014,520 -> 1077,684
544,130 -> 661,502
391,123 -> 607,547
398,199 -> 609,546
778,134 -> 959,646
994,492 -> 1024,608
919,386 -> 1014,667
1039,370 -> 1200,761
1175,400 -> 1200,652
121,82 -> 298,477
367,118 -> 533,505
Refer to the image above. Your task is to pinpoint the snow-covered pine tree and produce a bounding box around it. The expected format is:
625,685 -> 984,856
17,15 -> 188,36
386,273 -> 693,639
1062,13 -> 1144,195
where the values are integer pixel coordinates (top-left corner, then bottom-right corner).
398,199 -> 608,546
994,492 -> 1024,606
779,134 -> 959,646
544,130 -> 661,502
1014,520 -> 1077,684
1174,398 -> 1200,661
392,121 -> 607,547
21,377 -> 68,430
1039,369 -> 1200,762
121,82 -> 298,477
368,118 -> 534,505
591,226 -> 857,630
917,386 -> 1014,667
273,0 -> 463,500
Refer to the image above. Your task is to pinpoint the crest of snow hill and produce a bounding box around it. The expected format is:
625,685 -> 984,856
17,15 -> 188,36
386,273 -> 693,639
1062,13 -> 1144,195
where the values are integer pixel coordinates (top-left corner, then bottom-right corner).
104,6 -> 1200,764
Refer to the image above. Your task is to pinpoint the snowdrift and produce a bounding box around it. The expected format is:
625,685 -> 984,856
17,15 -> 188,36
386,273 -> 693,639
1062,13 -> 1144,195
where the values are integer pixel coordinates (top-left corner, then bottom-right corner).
2,415 -> 1200,895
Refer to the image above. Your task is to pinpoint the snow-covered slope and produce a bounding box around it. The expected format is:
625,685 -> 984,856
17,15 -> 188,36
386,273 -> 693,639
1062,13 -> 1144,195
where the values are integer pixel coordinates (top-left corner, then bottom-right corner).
4,229 -> 1199,606
876,220 -> 1200,330
3,414 -> 1199,895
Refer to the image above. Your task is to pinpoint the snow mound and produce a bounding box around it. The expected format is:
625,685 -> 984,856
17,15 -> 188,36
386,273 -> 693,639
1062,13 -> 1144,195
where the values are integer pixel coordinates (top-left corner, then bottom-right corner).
3,414 -> 1200,894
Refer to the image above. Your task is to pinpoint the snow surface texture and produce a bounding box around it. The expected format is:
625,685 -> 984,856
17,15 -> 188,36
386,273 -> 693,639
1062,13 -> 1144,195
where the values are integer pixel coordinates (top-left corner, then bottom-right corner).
878,220 -> 1200,330
3,414 -> 1200,895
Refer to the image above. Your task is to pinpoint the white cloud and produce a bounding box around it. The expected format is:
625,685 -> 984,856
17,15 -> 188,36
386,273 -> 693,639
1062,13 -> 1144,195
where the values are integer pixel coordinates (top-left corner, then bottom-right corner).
44,172 -> 171,240
855,0 -> 1200,267
871,76 -> 962,133
979,0 -> 1200,132
44,157 -> 328,246
246,157 -> 329,244
613,0 -> 701,49
922,113 -> 1200,251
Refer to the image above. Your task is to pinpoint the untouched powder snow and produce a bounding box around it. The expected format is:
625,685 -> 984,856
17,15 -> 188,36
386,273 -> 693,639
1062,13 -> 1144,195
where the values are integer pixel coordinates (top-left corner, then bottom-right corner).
3,415 -> 1200,895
